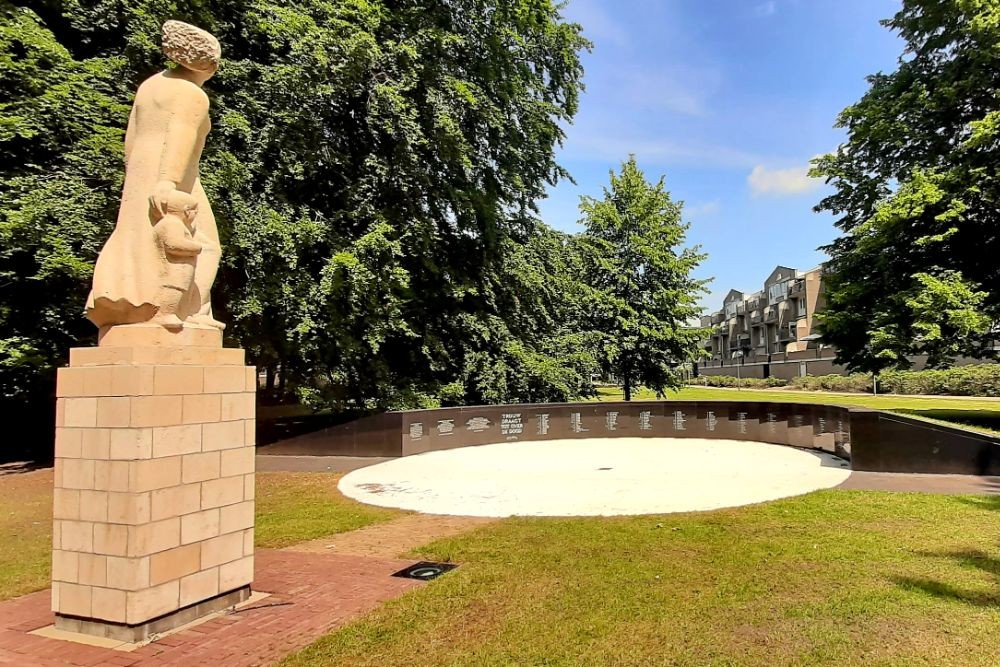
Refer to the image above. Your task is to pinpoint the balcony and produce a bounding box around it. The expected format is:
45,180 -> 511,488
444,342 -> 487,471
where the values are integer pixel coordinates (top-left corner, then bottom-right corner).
789,279 -> 805,296
764,306 -> 778,323
750,312 -> 763,325
711,313 -> 725,325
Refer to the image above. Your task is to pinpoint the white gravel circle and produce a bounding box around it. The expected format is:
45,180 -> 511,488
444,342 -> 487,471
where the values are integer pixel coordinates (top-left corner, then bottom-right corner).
338,438 -> 852,517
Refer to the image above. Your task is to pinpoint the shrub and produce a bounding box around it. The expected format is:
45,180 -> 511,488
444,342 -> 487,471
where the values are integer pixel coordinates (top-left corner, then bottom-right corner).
790,374 -> 872,393
687,375 -> 787,389
879,364 -> 1000,396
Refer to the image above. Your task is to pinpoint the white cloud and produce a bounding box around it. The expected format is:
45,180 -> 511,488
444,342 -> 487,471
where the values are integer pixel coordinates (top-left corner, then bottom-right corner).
747,163 -> 822,196
685,200 -> 721,219
755,1 -> 777,16
565,132 -> 767,169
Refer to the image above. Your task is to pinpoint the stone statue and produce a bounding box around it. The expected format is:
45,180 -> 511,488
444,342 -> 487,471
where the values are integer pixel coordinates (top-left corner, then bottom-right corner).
152,190 -> 202,328
86,20 -> 224,332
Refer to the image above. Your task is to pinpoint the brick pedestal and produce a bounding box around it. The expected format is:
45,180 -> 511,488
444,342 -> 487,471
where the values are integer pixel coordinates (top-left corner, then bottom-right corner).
51,324 -> 256,641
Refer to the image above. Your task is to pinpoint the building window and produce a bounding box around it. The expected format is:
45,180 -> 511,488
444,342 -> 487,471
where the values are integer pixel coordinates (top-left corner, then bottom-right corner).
725,301 -> 738,319
797,299 -> 806,317
768,281 -> 787,304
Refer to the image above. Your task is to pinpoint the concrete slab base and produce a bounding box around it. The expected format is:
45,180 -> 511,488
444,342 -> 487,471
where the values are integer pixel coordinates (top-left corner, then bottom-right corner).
339,438 -> 853,517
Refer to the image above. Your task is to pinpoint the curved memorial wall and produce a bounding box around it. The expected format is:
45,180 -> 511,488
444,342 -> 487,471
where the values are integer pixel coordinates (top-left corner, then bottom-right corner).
263,400 -> 1000,476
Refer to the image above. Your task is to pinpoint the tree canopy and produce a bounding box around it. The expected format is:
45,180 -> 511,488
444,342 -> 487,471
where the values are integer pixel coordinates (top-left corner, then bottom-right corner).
579,156 -> 708,400
812,0 -> 1000,372
0,1 -> 592,459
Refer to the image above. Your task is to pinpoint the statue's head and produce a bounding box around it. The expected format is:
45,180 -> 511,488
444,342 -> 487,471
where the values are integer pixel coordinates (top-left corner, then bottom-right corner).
162,20 -> 221,80
158,190 -> 199,227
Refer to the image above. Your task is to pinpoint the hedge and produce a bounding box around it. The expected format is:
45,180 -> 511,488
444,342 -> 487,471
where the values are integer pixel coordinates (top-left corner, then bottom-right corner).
790,374 -> 872,393
878,364 -> 1000,397
688,375 -> 788,389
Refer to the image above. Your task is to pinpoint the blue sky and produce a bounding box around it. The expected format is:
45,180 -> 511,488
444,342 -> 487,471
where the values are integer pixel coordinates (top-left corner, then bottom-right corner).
540,0 -> 904,310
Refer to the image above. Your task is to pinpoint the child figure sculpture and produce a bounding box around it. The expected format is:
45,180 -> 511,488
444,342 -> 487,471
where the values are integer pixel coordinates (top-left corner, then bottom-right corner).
151,191 -> 202,329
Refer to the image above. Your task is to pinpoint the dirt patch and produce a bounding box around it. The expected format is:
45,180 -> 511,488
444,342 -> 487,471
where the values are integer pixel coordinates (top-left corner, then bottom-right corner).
0,467 -> 52,496
282,513 -> 496,559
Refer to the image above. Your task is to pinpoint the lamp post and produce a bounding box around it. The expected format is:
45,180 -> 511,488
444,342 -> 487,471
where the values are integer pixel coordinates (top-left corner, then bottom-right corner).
733,349 -> 744,390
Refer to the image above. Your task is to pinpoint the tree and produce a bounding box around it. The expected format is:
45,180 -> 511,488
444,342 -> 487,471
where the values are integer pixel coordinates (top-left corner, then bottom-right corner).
439,225 -> 601,405
0,2 -> 590,459
578,156 -> 708,401
811,0 -> 1000,373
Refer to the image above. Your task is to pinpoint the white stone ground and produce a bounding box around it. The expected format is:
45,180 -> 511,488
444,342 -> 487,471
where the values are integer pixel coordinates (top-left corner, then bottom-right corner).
338,438 -> 852,517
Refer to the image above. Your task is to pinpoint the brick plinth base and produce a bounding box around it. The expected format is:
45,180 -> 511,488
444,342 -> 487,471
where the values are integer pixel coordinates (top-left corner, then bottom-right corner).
52,325 -> 256,637
54,585 -> 251,643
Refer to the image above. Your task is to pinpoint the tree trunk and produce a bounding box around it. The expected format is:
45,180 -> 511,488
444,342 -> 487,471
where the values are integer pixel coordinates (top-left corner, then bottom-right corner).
623,363 -> 632,401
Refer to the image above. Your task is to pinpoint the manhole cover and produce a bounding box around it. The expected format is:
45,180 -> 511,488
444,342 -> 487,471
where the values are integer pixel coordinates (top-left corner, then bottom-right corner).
392,561 -> 457,581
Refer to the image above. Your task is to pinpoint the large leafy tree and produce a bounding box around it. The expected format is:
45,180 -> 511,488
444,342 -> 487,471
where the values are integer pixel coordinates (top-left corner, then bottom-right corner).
812,0 -> 1000,372
579,156 -> 708,401
0,1 -> 589,459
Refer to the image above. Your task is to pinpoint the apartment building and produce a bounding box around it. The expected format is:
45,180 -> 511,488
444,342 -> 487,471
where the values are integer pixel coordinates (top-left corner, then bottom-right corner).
697,265 -> 841,379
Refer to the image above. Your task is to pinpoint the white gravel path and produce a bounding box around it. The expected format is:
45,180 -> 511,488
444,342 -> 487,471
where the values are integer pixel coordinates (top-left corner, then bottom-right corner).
338,438 -> 852,517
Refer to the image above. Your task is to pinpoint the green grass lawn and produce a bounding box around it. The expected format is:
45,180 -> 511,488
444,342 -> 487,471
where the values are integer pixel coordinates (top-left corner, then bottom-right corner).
594,386 -> 1000,435
0,470 -> 401,601
255,472 -> 403,548
282,490 -> 1000,666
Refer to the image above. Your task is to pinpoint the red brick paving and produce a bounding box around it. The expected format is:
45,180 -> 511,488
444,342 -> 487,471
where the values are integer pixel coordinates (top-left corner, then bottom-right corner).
0,549 -> 423,666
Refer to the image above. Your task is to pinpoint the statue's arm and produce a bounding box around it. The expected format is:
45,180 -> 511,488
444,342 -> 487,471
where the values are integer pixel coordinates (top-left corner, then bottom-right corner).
152,89 -> 210,211
165,238 -> 203,256
158,227 -> 203,256
123,105 -> 137,164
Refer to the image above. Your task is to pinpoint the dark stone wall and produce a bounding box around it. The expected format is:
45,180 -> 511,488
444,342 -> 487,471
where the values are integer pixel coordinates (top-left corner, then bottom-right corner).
260,400 -> 1000,476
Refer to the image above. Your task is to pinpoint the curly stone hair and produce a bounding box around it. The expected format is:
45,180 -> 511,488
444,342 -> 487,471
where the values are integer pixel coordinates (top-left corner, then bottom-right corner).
161,20 -> 221,73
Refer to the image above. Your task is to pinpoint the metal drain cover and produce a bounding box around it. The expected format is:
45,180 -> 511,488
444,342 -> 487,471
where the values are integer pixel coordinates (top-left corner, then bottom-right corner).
392,561 -> 457,581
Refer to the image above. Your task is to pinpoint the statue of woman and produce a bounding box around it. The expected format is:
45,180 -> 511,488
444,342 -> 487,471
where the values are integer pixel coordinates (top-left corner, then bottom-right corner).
86,20 -> 224,332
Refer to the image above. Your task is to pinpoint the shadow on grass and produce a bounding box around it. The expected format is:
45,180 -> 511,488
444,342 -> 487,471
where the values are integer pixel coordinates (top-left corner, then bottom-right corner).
893,409 -> 1000,434
895,548 -> 1000,607
955,493 -> 1000,511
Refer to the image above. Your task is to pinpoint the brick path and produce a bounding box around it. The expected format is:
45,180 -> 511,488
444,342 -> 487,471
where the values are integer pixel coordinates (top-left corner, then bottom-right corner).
0,549 -> 422,666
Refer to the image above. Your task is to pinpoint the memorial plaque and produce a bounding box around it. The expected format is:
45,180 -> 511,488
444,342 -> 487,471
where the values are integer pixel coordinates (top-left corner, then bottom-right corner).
537,413 -> 550,436
760,403 -> 790,445
466,416 -> 491,432
736,402 -> 763,441
437,419 -> 455,436
639,410 -> 652,431
835,413 -> 851,456
403,411 -> 439,455
812,406 -> 838,452
501,412 -> 524,440
605,411 -> 619,431
671,409 -> 688,432
787,408 -> 814,448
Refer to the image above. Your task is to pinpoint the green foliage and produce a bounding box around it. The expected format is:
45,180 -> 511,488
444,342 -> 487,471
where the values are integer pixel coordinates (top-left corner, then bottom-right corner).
879,364 -> 1000,397
578,156 -> 708,400
687,375 -> 787,389
812,1 -> 1000,372
790,373 -> 873,393
0,6 -> 128,458
782,366 -> 1000,397
0,1 -> 590,458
